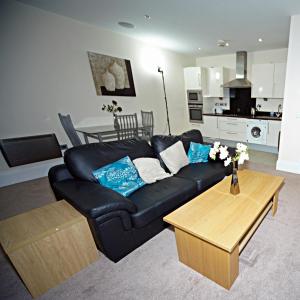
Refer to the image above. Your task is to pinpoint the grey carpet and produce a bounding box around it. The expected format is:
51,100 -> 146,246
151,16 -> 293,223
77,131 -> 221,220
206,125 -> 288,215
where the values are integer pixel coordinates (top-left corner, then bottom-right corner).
0,162 -> 299,300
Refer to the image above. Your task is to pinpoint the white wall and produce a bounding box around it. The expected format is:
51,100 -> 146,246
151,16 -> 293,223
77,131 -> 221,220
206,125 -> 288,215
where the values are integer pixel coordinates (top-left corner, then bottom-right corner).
196,49 -> 288,113
0,1 -> 194,170
277,15 -> 300,174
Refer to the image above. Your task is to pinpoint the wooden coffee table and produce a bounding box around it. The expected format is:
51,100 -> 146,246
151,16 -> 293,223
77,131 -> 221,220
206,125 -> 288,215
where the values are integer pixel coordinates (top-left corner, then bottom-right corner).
163,169 -> 284,289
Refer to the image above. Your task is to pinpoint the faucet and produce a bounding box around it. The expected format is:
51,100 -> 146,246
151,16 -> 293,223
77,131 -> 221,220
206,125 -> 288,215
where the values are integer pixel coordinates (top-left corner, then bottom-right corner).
276,104 -> 282,117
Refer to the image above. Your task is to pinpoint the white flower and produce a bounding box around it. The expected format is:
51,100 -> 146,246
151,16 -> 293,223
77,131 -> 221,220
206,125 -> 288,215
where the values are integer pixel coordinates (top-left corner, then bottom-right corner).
209,148 -> 217,160
236,143 -> 247,153
213,141 -> 221,151
238,151 -> 249,165
219,146 -> 229,160
224,156 -> 232,167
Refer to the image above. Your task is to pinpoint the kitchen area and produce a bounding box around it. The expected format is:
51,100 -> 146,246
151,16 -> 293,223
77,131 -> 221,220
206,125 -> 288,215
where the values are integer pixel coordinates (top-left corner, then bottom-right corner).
184,51 -> 285,161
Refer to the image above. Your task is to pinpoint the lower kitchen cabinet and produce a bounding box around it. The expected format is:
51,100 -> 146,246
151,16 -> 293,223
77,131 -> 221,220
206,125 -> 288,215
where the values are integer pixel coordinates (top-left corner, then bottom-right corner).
218,117 -> 247,142
200,116 -> 219,139
266,120 -> 281,147
193,116 -> 281,147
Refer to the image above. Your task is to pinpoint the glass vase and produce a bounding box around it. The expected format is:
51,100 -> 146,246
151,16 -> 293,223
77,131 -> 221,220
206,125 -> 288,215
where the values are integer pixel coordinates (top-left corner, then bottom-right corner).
230,160 -> 240,195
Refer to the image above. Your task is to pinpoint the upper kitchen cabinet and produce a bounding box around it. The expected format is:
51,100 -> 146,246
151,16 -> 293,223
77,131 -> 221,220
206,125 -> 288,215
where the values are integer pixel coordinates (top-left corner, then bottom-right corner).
251,63 -> 286,98
183,67 -> 206,90
251,64 -> 274,98
205,67 -> 228,98
273,63 -> 286,98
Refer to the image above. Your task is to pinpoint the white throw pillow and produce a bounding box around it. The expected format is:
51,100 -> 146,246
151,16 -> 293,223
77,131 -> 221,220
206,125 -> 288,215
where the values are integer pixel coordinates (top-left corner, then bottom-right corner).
159,141 -> 189,174
133,158 -> 172,184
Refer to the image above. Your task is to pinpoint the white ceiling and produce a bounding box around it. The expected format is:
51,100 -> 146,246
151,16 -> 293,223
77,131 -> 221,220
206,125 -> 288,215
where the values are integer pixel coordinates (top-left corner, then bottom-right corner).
18,0 -> 300,56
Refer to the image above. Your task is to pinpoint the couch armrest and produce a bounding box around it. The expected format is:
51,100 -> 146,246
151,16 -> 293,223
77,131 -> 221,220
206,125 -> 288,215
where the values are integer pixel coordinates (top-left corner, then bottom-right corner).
52,180 -> 137,219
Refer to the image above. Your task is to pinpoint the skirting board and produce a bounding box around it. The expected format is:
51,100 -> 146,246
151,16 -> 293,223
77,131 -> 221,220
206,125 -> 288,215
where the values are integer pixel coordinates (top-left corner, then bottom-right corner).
0,158 -> 63,188
276,159 -> 300,174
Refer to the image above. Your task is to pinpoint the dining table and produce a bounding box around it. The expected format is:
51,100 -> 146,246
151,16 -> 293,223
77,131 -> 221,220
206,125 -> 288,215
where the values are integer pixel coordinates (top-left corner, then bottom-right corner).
76,124 -> 147,143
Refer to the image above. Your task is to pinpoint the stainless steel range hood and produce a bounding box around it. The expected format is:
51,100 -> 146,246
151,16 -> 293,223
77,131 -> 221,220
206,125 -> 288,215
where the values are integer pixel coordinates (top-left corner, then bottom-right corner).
223,51 -> 252,88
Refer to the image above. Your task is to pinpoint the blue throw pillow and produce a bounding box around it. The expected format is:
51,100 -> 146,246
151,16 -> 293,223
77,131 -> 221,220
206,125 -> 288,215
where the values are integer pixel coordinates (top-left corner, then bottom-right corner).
188,142 -> 211,164
93,156 -> 145,197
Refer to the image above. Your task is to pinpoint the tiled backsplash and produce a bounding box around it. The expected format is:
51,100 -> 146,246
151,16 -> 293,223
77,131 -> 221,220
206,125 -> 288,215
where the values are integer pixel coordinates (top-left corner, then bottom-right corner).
203,97 -> 283,114
203,97 -> 230,113
256,98 -> 283,112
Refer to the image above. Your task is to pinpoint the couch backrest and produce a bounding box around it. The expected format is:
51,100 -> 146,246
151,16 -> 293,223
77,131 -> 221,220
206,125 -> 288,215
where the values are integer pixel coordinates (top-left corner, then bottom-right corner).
64,139 -> 155,182
151,130 -> 204,170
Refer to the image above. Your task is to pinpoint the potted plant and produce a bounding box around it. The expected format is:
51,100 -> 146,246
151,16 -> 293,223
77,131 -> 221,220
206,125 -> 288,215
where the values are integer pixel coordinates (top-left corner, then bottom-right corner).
101,100 -> 123,128
209,142 -> 249,195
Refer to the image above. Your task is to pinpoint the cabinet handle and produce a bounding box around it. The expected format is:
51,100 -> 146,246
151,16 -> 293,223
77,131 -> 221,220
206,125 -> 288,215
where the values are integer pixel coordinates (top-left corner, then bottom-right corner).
226,123 -> 238,126
227,132 -> 237,134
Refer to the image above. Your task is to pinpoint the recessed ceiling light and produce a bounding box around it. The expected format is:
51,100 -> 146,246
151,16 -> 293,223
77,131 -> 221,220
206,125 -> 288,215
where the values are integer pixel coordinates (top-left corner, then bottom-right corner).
144,14 -> 151,20
217,40 -> 230,47
258,38 -> 263,42
198,47 -> 202,50
118,21 -> 135,29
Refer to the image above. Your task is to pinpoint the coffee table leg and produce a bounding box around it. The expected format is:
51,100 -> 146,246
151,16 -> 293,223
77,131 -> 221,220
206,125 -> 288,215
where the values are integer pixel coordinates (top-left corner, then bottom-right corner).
174,228 -> 239,289
272,191 -> 279,216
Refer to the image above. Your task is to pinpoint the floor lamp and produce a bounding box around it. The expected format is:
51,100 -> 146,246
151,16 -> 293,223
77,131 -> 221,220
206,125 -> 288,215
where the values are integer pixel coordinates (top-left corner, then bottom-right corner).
158,67 -> 171,135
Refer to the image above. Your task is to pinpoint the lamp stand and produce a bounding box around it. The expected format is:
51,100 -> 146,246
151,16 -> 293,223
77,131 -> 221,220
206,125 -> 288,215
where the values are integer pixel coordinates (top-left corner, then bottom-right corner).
158,67 -> 171,135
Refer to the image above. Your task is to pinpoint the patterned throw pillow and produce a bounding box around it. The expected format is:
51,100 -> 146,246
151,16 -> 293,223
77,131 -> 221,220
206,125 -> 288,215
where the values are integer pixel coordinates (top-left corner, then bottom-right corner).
188,142 -> 211,163
93,156 -> 145,197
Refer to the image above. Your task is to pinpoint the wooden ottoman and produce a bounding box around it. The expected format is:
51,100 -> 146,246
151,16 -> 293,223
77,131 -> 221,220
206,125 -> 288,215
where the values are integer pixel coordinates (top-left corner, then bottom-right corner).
0,200 -> 99,298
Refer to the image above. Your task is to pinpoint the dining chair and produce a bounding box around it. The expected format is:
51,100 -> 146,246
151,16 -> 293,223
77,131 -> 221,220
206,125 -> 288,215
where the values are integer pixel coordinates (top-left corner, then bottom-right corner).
141,110 -> 154,140
114,113 -> 139,140
58,113 -> 83,147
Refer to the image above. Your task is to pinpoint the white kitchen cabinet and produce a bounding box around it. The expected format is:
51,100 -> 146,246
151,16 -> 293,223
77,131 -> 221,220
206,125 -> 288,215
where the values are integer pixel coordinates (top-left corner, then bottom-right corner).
273,63 -> 286,98
218,117 -> 247,142
199,116 -> 219,139
183,67 -> 206,90
251,64 -> 275,98
266,120 -> 281,147
205,67 -> 227,98
251,63 -> 286,98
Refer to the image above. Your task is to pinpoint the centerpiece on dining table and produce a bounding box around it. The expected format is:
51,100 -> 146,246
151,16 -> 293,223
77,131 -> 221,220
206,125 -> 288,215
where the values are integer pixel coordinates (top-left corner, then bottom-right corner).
101,100 -> 123,128
209,142 -> 249,195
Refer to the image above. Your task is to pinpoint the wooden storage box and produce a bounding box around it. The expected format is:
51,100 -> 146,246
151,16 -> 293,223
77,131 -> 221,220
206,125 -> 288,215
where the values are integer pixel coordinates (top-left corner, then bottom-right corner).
0,200 -> 99,298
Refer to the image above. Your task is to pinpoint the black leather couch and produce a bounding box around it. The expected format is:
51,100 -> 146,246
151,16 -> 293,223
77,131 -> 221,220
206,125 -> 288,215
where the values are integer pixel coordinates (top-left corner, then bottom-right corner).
49,130 -> 232,262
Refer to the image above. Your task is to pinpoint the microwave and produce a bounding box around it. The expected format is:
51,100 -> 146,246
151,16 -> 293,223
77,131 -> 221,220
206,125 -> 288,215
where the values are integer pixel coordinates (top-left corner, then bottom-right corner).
187,90 -> 203,104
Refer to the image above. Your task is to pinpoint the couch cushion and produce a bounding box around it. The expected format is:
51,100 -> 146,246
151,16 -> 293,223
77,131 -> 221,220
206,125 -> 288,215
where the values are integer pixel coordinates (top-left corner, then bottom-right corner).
93,156 -> 145,197
128,176 -> 197,228
188,142 -> 211,163
175,161 -> 232,192
132,158 -> 172,184
159,141 -> 189,174
64,139 -> 155,182
151,129 -> 204,171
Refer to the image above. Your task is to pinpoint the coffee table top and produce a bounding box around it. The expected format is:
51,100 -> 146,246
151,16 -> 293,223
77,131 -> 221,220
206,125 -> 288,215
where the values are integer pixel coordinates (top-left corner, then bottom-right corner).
163,169 -> 284,252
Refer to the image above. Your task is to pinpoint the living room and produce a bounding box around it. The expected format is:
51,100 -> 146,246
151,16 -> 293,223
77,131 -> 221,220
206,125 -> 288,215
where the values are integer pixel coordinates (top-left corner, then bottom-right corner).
0,0 -> 300,299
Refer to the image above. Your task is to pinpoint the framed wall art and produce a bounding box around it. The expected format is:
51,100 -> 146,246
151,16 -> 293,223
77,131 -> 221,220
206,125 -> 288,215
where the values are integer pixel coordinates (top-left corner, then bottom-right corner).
87,51 -> 136,97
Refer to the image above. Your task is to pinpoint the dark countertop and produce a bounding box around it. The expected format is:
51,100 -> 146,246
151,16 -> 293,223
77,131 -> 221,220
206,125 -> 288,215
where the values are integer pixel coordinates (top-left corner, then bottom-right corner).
203,113 -> 282,121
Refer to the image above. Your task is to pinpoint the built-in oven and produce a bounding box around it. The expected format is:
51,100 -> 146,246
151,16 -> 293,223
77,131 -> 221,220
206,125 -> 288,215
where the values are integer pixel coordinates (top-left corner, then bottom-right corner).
187,90 -> 203,104
188,103 -> 203,123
